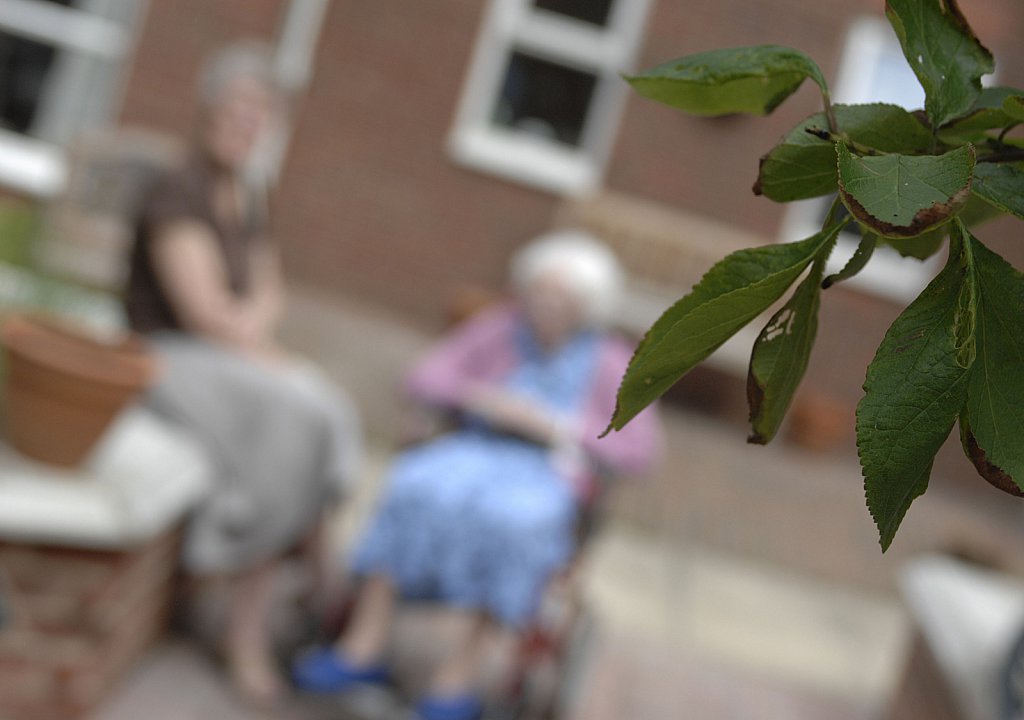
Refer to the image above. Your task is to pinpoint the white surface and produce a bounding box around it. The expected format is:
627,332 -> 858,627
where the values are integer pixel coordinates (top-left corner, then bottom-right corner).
0,406 -> 211,549
0,129 -> 67,198
900,555 -> 1024,720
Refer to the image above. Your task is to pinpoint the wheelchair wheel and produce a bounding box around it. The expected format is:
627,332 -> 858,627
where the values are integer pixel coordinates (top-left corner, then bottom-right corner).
1003,622 -> 1024,720
516,605 -> 599,720
547,605 -> 599,720
484,604 -> 599,720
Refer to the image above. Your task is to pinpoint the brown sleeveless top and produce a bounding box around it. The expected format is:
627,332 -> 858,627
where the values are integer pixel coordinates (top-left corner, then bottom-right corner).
124,154 -> 269,334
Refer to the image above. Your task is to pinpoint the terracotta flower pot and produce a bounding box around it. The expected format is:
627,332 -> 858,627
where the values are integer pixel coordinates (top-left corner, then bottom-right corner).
1,315 -> 157,467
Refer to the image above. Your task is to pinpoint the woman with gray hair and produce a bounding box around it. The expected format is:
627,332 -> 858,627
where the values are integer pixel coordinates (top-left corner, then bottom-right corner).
293,231 -> 662,720
123,42 -> 361,706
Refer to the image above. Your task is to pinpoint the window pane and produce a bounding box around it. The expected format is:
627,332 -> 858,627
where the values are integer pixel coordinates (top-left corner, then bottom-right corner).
533,0 -> 614,27
492,51 -> 598,148
0,31 -> 60,134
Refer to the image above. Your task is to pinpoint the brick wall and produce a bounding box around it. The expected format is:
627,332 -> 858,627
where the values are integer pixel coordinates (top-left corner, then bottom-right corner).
114,0 -> 1024,460
272,0 -> 559,322
0,531 -> 180,719
116,0 -> 1024,331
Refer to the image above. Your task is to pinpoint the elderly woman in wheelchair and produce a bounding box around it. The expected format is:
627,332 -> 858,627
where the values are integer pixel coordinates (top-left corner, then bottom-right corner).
293,231 -> 662,720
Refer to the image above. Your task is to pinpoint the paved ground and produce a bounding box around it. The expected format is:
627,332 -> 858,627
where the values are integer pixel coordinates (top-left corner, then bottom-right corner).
86,287 -> 1024,720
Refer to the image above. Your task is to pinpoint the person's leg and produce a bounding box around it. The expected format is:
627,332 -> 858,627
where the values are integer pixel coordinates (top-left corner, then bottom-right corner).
291,573 -> 395,692
428,609 -> 491,696
412,610 -> 497,720
336,574 -> 397,666
225,559 -> 287,707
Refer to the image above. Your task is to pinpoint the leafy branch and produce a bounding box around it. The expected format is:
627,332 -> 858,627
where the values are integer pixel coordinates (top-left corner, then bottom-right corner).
611,0 -> 1024,550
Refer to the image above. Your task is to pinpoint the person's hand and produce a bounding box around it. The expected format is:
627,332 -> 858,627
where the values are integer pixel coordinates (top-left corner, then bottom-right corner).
225,305 -> 294,368
464,386 -> 563,445
241,339 -> 295,369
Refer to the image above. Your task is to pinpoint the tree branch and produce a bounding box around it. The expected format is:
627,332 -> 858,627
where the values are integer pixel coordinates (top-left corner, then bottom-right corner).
977,149 -> 1024,164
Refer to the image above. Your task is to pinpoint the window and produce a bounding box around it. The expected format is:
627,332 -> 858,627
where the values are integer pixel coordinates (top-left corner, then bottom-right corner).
779,16 -> 998,302
0,0 -> 147,197
449,0 -> 652,194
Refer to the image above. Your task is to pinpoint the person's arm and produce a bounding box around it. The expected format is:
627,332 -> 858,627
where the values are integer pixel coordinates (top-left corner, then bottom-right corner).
240,237 -> 286,338
404,305 -> 517,408
149,219 -> 268,351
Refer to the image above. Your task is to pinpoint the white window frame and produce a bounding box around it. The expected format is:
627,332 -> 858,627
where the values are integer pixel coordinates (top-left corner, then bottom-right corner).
0,0 -> 147,197
245,0 -> 329,186
449,0 -> 651,195
778,16 -> 942,303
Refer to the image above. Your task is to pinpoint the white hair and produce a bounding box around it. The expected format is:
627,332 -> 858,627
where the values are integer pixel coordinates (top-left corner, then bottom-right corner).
197,41 -> 281,109
510,230 -> 624,327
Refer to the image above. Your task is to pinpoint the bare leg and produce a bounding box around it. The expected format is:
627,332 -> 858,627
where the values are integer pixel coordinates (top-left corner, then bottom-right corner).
225,559 -> 287,707
429,611 -> 494,697
337,574 -> 397,666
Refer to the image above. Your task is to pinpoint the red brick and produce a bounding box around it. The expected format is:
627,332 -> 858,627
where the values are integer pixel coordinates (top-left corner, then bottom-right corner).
0,663 -> 55,704
0,629 -> 92,669
0,545 -> 115,596
0,531 -> 181,719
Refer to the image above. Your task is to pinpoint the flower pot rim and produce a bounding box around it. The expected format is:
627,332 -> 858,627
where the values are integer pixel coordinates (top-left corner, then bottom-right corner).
1,313 -> 156,390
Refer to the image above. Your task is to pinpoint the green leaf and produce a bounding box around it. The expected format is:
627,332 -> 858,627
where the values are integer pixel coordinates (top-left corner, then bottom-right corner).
626,45 -> 828,117
836,143 -> 975,238
960,231 -> 1024,495
883,229 -> 946,260
972,163 -> 1024,219
886,0 -> 995,128
747,256 -> 827,444
857,228 -> 974,550
1003,95 -> 1024,122
607,223 -> 841,431
939,86 -> 1024,137
755,104 -> 933,202
823,232 -> 876,288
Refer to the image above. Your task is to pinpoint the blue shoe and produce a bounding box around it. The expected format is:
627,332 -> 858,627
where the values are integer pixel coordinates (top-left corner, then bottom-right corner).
414,693 -> 484,720
290,647 -> 389,693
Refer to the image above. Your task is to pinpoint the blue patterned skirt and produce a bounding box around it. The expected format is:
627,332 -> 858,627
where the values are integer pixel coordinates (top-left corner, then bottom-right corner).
351,430 -> 578,628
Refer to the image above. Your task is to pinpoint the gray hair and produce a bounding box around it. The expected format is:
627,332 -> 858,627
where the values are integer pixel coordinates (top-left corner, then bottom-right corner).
510,230 -> 624,327
197,41 -> 282,109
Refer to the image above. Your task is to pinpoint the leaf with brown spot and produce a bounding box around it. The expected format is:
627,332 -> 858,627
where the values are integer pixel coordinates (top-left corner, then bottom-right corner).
960,423 -> 1024,497
959,230 -> 1024,495
836,143 -> 975,238
748,253 -> 828,444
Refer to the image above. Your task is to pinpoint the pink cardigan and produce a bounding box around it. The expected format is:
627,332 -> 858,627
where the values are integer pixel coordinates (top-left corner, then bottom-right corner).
404,304 -> 663,492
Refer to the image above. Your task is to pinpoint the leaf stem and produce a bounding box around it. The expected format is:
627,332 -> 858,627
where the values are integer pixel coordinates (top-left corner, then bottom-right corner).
977,148 -> 1024,163
822,90 -> 838,133
997,122 -> 1021,144
806,128 -> 880,157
